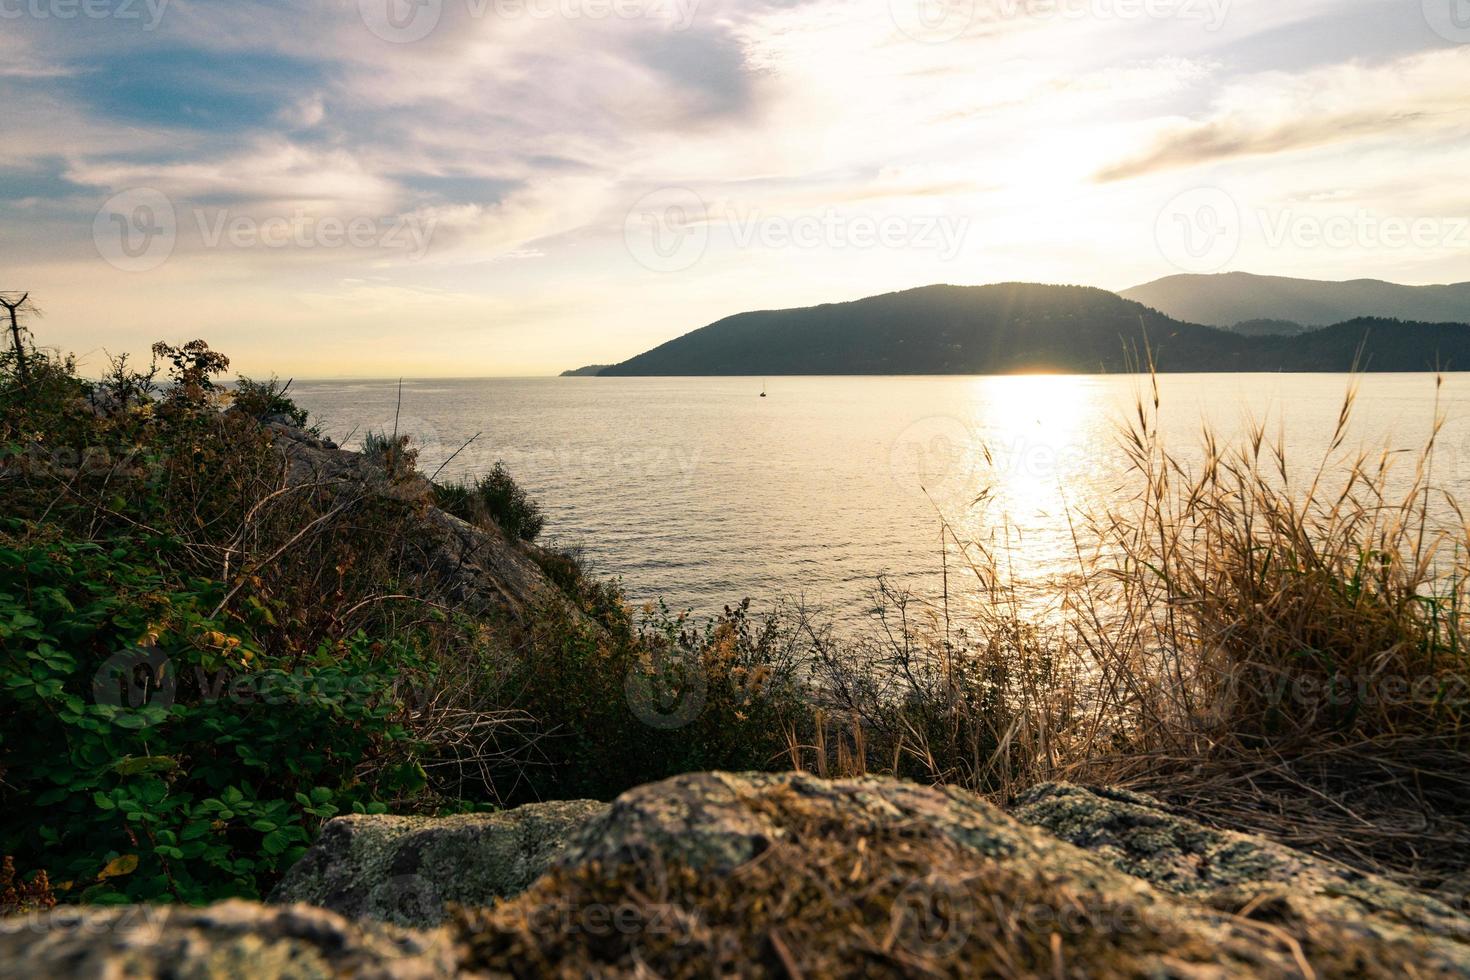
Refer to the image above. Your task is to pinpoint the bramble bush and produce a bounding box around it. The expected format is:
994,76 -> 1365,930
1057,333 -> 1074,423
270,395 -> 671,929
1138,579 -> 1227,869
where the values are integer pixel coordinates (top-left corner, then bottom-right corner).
0,523 -> 427,903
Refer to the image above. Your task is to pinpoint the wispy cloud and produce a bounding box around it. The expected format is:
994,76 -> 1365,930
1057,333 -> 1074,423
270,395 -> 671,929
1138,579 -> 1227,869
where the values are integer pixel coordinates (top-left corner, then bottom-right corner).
1098,48 -> 1470,181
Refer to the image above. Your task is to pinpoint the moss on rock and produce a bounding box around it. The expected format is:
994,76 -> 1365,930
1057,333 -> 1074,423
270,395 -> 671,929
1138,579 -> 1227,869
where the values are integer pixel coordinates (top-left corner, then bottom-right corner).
270,800 -> 607,927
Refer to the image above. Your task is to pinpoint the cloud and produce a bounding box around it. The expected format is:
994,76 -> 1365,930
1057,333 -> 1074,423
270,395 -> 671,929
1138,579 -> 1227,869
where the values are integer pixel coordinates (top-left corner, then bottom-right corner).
64,140 -> 400,212
0,33 -> 73,78
1098,48 -> 1470,181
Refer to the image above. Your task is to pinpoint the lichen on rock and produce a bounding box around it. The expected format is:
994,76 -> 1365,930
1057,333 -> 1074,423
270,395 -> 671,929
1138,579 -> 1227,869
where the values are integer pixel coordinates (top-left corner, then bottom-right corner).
270,799 -> 606,927
1014,782 -> 1470,948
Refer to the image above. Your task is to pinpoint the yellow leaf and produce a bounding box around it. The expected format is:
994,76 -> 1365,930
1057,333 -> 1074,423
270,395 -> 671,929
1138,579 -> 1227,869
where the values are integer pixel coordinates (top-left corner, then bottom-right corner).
99,855 -> 139,880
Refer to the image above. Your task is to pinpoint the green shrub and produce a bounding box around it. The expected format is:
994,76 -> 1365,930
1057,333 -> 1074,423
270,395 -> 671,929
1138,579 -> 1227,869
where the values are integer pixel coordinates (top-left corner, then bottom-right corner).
0,345 -> 88,435
526,546 -> 625,628
231,376 -> 310,429
0,524 -> 430,903
506,598 -> 811,802
435,463 -> 545,542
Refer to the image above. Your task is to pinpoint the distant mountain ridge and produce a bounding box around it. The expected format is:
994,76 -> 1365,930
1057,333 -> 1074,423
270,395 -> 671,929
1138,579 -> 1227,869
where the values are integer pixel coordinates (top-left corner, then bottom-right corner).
591,283 -> 1470,376
1122,273 -> 1470,329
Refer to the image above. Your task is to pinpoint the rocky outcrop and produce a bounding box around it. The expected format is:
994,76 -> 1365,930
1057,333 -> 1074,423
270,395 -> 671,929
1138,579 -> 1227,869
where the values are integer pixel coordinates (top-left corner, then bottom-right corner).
10,773 -> 1470,978
1013,783 -> 1470,944
0,901 -> 457,979
270,800 -> 607,927
460,772 -> 1470,977
269,423 -> 571,623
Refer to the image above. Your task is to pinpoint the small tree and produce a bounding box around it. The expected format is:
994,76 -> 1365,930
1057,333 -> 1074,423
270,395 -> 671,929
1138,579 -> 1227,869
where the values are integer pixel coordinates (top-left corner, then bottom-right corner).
101,351 -> 160,409
0,291 -> 37,390
152,340 -> 230,404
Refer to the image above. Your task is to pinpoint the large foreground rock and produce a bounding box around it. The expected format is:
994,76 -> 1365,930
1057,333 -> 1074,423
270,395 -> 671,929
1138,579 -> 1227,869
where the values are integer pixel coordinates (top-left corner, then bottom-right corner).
0,901 -> 456,979
456,772 -> 1470,976
10,773 -> 1470,978
270,799 -> 606,927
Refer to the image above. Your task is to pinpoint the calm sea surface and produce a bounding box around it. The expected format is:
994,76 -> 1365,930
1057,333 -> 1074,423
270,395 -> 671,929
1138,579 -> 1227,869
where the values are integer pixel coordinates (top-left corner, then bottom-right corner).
288,375 -> 1470,624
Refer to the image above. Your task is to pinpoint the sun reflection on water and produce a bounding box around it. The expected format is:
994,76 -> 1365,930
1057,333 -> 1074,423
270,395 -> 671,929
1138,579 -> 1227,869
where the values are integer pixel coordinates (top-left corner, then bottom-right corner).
937,375 -> 1120,617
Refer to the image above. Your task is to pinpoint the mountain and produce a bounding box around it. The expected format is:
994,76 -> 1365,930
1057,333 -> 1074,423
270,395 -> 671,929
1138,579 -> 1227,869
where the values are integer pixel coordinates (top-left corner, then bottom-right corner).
594,283 -> 1470,376
1122,273 -> 1470,328
560,364 -> 610,377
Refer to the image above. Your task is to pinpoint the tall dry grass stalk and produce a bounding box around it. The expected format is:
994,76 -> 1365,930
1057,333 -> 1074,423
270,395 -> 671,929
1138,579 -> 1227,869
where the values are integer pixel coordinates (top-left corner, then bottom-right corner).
816,373 -> 1470,884
1046,374 -> 1470,882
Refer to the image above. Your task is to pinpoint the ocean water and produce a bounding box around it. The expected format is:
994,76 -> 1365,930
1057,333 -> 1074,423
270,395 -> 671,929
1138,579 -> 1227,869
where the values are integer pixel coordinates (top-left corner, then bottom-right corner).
288,374 -> 1470,623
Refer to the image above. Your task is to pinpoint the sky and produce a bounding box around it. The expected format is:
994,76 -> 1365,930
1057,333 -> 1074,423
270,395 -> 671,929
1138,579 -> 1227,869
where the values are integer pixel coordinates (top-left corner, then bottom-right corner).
2,0 -> 1469,377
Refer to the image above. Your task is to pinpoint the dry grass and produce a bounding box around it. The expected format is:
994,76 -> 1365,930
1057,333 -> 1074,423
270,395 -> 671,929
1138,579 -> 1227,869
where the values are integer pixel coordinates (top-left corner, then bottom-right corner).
802,373 -> 1470,888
